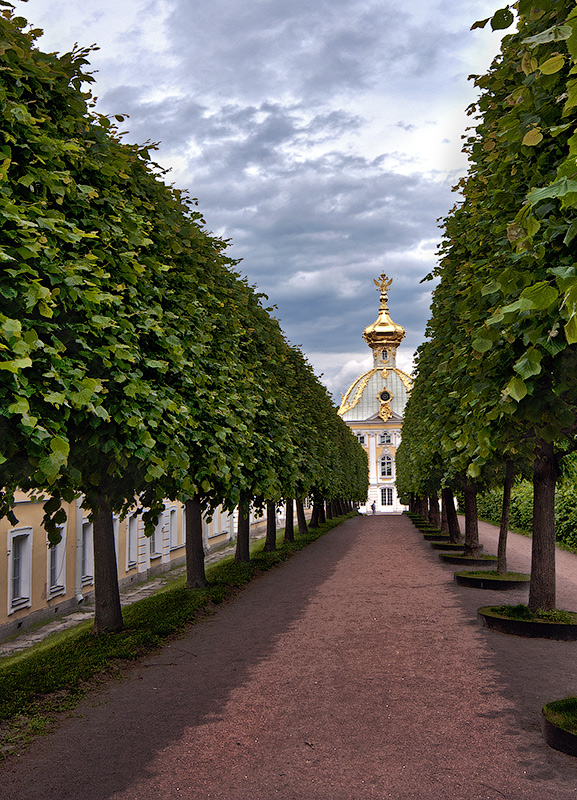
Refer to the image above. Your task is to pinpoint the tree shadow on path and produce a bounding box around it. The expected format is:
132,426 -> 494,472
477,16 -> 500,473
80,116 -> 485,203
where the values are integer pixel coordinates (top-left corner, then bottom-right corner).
438,534 -> 577,787
0,519 -> 359,800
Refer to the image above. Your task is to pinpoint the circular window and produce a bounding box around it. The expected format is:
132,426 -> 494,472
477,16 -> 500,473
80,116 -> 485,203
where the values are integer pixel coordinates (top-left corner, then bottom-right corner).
380,390 -> 391,402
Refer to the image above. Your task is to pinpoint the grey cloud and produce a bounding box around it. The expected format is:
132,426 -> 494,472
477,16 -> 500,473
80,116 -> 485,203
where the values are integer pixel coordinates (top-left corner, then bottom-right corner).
162,0 -> 460,103
24,0 -> 504,398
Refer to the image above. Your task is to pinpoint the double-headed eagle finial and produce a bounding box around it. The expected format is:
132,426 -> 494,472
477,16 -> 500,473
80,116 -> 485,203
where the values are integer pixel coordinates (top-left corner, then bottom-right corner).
374,272 -> 393,293
374,272 -> 393,310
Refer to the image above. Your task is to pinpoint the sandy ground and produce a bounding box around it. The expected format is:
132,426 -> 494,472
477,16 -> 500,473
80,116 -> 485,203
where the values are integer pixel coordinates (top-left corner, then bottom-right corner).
0,513 -> 576,799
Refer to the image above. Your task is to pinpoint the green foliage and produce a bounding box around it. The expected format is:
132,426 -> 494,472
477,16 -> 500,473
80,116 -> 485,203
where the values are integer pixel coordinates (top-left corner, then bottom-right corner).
0,5 -> 367,533
398,0 -> 577,501
550,483 -> 577,549
477,478 -> 577,550
477,482 -> 533,532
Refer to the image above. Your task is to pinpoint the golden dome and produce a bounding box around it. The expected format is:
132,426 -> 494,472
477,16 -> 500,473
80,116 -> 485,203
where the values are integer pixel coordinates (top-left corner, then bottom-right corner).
362,273 -> 405,349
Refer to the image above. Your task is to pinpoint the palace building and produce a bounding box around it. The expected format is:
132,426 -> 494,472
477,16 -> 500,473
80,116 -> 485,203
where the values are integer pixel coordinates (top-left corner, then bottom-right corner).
0,496 -> 290,642
338,274 -> 413,513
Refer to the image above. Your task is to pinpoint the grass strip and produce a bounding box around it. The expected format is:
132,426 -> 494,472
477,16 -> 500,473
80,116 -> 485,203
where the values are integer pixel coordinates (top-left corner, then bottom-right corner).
543,697 -> 577,735
485,603 -> 577,624
0,513 -> 356,756
456,570 -> 530,580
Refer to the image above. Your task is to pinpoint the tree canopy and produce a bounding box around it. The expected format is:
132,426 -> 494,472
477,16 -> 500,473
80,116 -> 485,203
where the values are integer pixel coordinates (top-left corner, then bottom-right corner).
397,0 -> 577,609
0,6 -> 368,631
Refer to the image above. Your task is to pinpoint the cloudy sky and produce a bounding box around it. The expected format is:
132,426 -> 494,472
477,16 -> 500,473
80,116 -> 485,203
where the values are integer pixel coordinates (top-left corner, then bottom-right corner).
14,0 -> 506,400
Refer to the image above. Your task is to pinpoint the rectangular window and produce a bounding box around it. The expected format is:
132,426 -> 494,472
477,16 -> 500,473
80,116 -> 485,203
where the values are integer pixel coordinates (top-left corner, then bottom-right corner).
356,433 -> 365,445
150,515 -> 163,558
380,432 -> 392,445
169,507 -> 179,549
220,507 -> 231,536
12,536 -> 26,602
203,512 -> 212,540
48,524 -> 66,598
381,487 -> 393,506
81,520 -> 94,586
8,528 -> 32,611
113,516 -> 119,558
127,514 -> 139,568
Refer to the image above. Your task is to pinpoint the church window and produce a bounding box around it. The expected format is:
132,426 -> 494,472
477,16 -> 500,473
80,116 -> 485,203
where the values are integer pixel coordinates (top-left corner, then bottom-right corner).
356,433 -> 365,445
380,455 -> 393,477
380,432 -> 392,445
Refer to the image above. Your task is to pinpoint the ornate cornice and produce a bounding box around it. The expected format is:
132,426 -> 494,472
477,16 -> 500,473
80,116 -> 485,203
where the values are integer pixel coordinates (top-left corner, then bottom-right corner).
392,368 -> 413,391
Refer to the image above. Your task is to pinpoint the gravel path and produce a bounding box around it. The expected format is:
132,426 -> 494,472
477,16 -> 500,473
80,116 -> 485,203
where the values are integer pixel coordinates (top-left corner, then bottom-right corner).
1,513 -> 577,799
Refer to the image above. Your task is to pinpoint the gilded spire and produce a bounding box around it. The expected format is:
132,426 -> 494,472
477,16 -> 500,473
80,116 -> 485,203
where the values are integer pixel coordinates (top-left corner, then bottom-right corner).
363,273 -> 405,361
374,272 -> 393,311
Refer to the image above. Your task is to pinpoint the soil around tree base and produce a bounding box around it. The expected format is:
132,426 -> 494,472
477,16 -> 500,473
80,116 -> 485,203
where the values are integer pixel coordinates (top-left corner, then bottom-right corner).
439,553 -> 495,565
542,713 -> 577,757
478,607 -> 577,640
454,571 -> 530,590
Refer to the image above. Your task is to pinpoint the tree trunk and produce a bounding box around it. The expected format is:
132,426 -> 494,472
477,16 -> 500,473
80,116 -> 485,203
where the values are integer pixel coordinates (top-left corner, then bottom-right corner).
263,500 -> 277,551
235,494 -> 251,563
417,496 -> 428,521
296,500 -> 308,535
440,495 -> 449,534
463,481 -> 480,556
318,500 -> 326,525
310,502 -> 320,528
497,460 -> 514,576
529,442 -> 559,612
326,500 -> 333,520
284,499 -> 294,542
426,496 -> 433,525
429,491 -> 441,530
185,495 -> 207,588
92,494 -> 123,634
442,488 -> 461,543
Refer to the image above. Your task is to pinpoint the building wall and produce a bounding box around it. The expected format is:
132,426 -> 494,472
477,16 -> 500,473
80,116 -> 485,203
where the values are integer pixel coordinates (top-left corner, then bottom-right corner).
1,496 -> 302,642
348,420 -> 406,513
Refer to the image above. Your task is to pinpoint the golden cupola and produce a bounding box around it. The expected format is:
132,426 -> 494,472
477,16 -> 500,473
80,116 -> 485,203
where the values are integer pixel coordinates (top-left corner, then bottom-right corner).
363,272 -> 406,367
338,273 -> 412,422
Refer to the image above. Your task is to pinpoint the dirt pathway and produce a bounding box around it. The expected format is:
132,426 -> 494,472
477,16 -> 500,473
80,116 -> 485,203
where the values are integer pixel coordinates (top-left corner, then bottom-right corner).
1,514 -> 576,799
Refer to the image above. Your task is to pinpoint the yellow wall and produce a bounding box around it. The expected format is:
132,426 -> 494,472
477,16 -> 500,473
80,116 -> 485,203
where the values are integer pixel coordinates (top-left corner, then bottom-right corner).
0,495 -> 299,641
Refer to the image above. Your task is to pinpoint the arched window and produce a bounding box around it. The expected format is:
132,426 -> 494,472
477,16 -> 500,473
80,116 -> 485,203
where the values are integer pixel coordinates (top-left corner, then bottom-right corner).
380,455 -> 393,477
